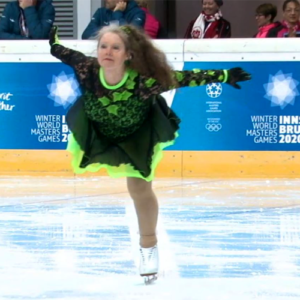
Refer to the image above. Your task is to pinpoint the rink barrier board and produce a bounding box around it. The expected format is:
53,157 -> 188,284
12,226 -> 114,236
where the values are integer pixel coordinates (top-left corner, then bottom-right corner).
0,150 -> 299,178
1,39 -> 300,178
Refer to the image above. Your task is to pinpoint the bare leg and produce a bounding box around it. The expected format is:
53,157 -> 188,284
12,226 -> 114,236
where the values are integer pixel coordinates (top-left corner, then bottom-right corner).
127,177 -> 158,248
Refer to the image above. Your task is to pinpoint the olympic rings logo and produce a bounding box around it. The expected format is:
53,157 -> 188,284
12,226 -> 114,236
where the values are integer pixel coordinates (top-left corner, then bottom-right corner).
205,123 -> 222,131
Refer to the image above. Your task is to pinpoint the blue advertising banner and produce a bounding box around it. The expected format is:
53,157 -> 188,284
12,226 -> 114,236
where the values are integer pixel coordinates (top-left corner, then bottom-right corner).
1,61 -> 300,150
169,61 -> 300,151
0,63 -> 80,150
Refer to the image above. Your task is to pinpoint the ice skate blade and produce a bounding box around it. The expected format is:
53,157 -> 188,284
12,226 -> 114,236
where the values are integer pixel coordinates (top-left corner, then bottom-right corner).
142,274 -> 158,285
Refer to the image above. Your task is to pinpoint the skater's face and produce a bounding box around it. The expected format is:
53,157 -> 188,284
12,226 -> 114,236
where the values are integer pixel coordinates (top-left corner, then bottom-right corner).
98,32 -> 129,71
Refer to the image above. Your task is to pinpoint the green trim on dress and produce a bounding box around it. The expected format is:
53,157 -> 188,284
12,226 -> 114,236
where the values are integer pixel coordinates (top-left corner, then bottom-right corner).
99,68 -> 129,90
67,132 -> 179,182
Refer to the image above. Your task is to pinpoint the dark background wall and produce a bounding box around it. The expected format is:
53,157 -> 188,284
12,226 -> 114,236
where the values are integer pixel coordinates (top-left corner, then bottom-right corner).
151,0 -> 287,38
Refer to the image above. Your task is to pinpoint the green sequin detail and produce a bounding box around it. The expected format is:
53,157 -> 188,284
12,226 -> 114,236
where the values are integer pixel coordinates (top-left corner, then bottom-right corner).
175,72 -> 184,82
113,91 -> 133,102
200,80 -> 206,86
145,78 -> 156,88
106,105 -> 119,116
208,71 -> 215,76
129,70 -> 138,80
189,80 -> 197,87
218,75 -> 224,81
98,96 -> 110,106
193,69 -> 201,73
126,79 -> 136,89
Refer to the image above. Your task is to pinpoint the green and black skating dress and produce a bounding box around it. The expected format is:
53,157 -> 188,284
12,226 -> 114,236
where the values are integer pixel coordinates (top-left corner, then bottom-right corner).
51,44 -> 228,181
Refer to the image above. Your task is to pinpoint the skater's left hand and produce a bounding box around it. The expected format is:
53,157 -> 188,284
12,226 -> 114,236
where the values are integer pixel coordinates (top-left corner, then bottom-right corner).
226,68 -> 251,89
49,26 -> 59,46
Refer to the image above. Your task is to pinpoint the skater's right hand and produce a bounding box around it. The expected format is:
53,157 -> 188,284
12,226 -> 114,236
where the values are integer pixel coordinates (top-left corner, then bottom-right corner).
49,26 -> 60,46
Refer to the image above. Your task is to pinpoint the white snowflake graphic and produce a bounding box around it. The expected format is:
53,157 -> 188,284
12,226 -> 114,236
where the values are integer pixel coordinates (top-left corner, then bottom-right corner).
206,83 -> 223,98
264,71 -> 299,109
47,72 -> 81,108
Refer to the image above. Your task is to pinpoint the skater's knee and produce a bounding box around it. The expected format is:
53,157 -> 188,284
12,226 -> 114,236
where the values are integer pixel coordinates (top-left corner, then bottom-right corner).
127,177 -> 152,199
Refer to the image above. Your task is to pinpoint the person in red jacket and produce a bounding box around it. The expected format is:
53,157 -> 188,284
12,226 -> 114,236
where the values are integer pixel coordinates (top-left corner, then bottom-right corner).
184,0 -> 231,39
268,0 -> 300,37
254,3 -> 280,38
135,0 -> 168,38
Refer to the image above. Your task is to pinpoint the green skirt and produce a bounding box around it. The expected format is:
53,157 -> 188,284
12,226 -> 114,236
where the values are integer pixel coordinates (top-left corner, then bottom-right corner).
66,95 -> 180,182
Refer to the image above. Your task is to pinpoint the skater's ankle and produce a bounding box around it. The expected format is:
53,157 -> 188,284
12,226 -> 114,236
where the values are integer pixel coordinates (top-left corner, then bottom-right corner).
140,235 -> 157,248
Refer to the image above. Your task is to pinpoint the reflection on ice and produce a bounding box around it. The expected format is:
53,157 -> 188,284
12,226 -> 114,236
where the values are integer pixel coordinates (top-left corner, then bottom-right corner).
0,177 -> 299,299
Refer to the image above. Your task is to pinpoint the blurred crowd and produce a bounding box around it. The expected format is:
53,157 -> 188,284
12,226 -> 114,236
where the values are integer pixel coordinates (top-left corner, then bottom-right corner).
0,0 -> 299,40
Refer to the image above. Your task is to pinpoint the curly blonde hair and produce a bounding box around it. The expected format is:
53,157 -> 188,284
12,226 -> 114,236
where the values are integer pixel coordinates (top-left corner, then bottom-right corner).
97,25 -> 176,89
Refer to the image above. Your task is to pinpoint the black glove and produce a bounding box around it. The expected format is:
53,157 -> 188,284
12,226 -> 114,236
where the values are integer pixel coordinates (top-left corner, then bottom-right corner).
226,67 -> 251,89
49,26 -> 59,46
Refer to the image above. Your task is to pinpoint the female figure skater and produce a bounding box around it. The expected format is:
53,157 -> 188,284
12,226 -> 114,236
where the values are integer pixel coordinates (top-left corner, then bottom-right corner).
49,25 -> 250,283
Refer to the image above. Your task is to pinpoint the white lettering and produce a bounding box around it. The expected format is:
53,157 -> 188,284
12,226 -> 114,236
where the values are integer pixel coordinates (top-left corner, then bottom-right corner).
279,125 -> 300,134
251,115 -> 278,122
0,92 -> 13,100
0,101 -> 15,111
280,116 -> 300,124
35,115 -> 61,122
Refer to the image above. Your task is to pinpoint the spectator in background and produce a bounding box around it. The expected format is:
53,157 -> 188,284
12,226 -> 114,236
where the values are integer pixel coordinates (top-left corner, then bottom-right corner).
254,3 -> 280,38
268,0 -> 300,37
0,0 -> 55,39
135,0 -> 168,39
82,0 -> 145,40
184,0 -> 231,39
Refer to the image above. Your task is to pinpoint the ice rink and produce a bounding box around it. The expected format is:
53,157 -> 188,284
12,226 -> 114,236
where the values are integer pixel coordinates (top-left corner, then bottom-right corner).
0,176 -> 300,300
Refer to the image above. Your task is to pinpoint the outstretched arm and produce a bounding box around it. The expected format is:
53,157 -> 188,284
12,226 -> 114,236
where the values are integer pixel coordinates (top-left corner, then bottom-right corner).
140,68 -> 251,98
49,27 -> 95,88
172,68 -> 250,90
173,69 -> 227,89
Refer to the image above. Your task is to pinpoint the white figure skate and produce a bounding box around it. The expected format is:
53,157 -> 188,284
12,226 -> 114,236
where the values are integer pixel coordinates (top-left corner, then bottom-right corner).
139,245 -> 159,285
